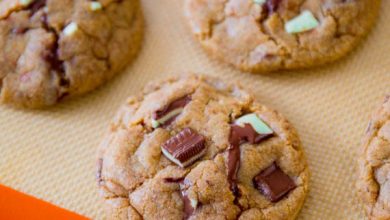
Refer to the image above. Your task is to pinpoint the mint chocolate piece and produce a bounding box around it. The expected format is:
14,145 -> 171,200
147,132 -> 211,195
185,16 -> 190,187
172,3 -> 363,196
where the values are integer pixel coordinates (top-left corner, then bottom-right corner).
235,113 -> 273,136
285,10 -> 319,34
253,163 -> 296,202
161,128 -> 206,168
152,95 -> 191,128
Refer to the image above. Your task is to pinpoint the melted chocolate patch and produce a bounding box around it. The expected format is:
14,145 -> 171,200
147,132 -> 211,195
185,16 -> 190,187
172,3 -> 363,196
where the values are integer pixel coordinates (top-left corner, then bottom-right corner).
227,142 -> 240,196
179,180 -> 200,220
163,177 -> 185,183
181,190 -> 195,220
253,163 -> 296,202
226,123 -> 273,195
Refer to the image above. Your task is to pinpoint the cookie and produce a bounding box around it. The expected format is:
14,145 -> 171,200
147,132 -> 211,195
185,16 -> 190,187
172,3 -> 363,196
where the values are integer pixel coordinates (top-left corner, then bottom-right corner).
357,95 -> 390,219
0,0 -> 143,108
184,0 -> 380,73
97,75 -> 309,219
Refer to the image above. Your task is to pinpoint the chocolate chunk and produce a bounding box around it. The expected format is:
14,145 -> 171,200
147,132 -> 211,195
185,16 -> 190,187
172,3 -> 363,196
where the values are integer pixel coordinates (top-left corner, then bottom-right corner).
152,95 -> 191,128
227,124 -> 273,194
253,163 -> 296,202
161,128 -> 206,168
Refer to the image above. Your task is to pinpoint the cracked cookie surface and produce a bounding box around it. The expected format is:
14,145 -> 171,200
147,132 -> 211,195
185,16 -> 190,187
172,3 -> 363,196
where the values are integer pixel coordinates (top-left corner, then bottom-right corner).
0,0 -> 143,108
358,95 -> 390,220
97,75 -> 309,219
184,0 -> 380,73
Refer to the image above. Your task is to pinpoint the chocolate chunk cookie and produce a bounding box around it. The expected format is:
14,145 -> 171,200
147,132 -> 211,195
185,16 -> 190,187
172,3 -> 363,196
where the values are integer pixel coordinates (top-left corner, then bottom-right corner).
0,0 -> 143,108
357,95 -> 390,219
184,0 -> 380,73
97,75 -> 309,219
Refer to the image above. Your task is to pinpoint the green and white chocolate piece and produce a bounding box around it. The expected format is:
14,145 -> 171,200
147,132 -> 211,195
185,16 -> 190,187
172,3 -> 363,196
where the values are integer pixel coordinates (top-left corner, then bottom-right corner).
285,10 -> 319,34
151,119 -> 160,128
151,108 -> 184,128
235,113 -> 273,134
63,22 -> 79,36
253,0 -> 266,4
19,0 -> 33,6
161,147 -> 206,168
90,2 -> 103,11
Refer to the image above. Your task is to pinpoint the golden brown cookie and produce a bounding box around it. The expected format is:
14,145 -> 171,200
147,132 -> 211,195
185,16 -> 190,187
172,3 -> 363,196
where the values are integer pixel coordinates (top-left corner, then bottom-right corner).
184,0 -> 380,73
357,95 -> 390,220
97,74 -> 309,219
0,0 -> 143,108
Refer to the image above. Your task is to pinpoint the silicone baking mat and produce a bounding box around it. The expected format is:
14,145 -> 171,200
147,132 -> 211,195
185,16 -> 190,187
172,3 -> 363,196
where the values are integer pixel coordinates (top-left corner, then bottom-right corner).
0,0 -> 389,219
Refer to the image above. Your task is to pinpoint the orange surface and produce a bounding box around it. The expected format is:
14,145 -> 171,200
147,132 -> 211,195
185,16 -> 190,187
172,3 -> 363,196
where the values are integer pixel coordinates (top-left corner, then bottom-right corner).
0,184 -> 89,220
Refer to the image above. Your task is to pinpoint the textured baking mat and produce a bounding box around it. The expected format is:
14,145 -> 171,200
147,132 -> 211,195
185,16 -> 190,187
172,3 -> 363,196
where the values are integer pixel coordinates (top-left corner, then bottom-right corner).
0,0 -> 389,219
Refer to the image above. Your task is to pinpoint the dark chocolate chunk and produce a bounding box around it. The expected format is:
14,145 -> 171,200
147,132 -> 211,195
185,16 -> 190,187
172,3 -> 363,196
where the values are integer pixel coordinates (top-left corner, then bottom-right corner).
152,95 -> 191,127
161,128 -> 206,168
227,124 -> 273,194
253,163 -> 296,202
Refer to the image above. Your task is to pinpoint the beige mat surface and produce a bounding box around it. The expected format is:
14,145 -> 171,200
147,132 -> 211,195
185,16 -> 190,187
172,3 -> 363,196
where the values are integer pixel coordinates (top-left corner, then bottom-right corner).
0,0 -> 389,219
